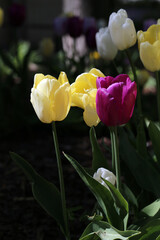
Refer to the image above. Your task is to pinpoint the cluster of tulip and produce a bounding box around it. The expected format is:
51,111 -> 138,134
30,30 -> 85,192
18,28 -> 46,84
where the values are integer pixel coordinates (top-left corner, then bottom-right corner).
53,15 -> 98,49
11,8 -> 160,240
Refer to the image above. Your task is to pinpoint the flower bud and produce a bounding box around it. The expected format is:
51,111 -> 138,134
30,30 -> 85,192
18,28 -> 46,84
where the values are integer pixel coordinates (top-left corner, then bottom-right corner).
108,9 -> 137,50
53,16 -> 68,36
93,167 -> 116,189
30,72 -> 71,123
96,27 -> 118,61
0,8 -> 4,27
68,16 -> 83,38
96,74 -> 137,126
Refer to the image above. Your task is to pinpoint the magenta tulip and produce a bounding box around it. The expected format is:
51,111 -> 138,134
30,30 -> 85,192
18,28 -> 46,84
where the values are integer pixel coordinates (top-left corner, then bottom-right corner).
96,74 -> 137,126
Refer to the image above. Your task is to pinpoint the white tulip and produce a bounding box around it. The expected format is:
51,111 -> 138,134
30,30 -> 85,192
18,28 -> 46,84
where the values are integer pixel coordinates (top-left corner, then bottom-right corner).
93,167 -> 116,189
96,27 -> 118,61
108,9 -> 137,50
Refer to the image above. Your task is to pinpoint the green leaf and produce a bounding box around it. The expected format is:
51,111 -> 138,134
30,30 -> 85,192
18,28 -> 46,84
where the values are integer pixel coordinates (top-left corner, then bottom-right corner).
141,199 -> 160,218
119,128 -> 160,197
122,184 -> 138,208
80,221 -> 140,240
148,121 -> 160,163
64,153 -> 124,230
156,234 -> 160,240
10,152 -> 65,234
131,219 -> 160,240
102,179 -> 129,230
136,119 -> 147,157
90,127 -> 108,171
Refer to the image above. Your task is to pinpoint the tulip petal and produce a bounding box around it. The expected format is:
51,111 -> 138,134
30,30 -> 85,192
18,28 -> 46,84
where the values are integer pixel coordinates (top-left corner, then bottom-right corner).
58,71 -> 69,85
83,105 -> 100,127
54,83 -> 71,121
30,88 -> 54,123
36,78 -> 60,100
89,68 -> 105,78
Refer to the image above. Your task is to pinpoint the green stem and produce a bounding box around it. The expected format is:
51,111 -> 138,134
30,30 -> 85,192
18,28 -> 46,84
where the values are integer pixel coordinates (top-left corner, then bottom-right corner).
110,129 -> 115,172
52,122 -> 70,240
125,48 -> 142,118
156,71 -> 160,121
110,126 -> 121,192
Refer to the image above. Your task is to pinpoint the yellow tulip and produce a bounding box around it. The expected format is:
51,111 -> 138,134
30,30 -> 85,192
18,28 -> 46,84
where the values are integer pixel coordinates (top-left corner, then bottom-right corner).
137,24 -> 160,72
30,72 -> 71,123
71,68 -> 105,127
0,8 -> 4,27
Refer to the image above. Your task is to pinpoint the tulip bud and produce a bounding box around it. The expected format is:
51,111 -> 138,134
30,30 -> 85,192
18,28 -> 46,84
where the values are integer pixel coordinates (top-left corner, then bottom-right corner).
108,9 -> 137,50
0,8 -> 4,27
93,167 -> 116,189
96,27 -> 118,61
30,72 -> 71,123
53,16 -> 68,36
71,68 -> 105,127
137,24 -> 160,72
96,74 -> 137,126
67,16 -> 83,38
40,38 -> 55,57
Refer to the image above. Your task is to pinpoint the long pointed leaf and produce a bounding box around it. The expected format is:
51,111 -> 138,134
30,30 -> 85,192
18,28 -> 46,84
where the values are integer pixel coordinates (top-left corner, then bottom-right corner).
64,153 -> 124,230
80,221 -> 140,240
102,179 -> 129,230
10,152 -> 65,234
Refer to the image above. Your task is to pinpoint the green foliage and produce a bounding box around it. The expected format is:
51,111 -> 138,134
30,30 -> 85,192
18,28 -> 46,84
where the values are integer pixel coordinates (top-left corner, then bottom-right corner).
64,153 -> 129,230
119,127 -> 160,197
10,152 -> 66,235
147,121 -> 160,164
80,221 -> 140,240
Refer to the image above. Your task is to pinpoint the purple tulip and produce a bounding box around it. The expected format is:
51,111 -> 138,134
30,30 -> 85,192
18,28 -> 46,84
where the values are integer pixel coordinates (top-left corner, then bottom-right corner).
85,26 -> 97,49
53,16 -> 68,36
96,74 -> 137,126
83,17 -> 97,34
9,3 -> 26,27
67,16 -> 83,38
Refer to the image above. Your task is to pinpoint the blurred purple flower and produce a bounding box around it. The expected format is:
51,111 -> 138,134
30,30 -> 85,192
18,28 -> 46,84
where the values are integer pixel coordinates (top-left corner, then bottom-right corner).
53,16 -> 68,36
83,17 -> 97,34
143,18 -> 156,31
9,3 -> 26,27
68,16 -> 83,38
85,26 -> 97,49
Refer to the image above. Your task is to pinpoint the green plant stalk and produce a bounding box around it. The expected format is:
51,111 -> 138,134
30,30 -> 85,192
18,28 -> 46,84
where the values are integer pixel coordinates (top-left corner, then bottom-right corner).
156,71 -> 160,121
52,122 -> 70,240
125,48 -> 142,118
110,129 -> 115,172
110,126 -> 121,192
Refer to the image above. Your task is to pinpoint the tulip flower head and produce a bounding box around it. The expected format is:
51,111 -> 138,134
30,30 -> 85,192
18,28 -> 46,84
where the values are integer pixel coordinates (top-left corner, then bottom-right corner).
0,8 -> 4,27
96,74 -> 137,126
93,167 -> 116,189
71,68 -> 105,127
96,27 -> 118,61
137,24 -> 160,72
30,72 -> 71,123
108,9 -> 137,50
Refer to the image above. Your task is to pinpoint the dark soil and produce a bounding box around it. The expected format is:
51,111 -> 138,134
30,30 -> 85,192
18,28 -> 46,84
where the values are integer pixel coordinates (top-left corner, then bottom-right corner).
0,124 -> 97,240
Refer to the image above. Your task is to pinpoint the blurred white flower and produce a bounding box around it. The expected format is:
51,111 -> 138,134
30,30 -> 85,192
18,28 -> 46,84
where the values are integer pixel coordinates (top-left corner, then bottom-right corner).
96,27 -> 118,61
108,9 -> 137,50
93,167 -> 116,189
